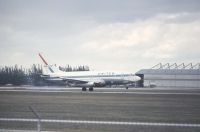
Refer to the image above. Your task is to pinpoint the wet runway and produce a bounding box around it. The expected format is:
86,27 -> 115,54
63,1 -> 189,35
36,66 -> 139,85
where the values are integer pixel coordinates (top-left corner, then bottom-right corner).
0,86 -> 200,132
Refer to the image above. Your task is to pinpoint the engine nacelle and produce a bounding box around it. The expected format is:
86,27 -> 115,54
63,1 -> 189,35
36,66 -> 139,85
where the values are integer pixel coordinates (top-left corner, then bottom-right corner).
84,82 -> 95,87
94,80 -> 106,87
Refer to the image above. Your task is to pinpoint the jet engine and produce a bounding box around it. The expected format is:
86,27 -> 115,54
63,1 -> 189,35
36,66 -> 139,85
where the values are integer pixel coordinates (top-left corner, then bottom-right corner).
94,80 -> 106,87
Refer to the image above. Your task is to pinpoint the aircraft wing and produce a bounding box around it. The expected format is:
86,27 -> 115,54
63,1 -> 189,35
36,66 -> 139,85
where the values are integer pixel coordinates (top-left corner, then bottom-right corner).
61,77 -> 88,83
61,77 -> 104,83
60,77 -> 105,86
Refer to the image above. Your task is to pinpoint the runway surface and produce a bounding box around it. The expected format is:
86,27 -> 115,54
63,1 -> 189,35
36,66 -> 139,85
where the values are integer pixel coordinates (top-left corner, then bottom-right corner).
0,86 -> 200,132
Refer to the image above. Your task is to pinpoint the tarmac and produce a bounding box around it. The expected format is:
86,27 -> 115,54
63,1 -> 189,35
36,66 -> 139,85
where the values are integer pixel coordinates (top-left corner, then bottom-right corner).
0,86 -> 200,132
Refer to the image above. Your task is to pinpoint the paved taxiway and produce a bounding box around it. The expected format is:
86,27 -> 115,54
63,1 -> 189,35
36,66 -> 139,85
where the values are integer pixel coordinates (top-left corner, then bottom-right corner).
0,87 -> 200,132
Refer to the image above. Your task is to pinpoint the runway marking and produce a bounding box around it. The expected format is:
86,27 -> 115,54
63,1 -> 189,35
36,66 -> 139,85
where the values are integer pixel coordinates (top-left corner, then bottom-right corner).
0,129 -> 56,132
0,118 -> 200,127
90,92 -> 200,95
0,89 -> 200,95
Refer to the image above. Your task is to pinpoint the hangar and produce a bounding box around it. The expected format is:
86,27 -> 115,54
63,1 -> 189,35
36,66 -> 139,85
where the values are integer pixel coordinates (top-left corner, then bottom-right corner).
136,63 -> 200,88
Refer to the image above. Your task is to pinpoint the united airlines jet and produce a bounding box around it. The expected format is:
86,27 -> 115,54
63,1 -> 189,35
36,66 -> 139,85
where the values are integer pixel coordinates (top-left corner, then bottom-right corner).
39,53 -> 141,91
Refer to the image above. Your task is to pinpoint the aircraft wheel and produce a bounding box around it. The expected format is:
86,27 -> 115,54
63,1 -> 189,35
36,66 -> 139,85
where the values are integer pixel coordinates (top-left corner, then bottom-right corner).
82,87 -> 87,91
126,86 -> 129,89
89,87 -> 93,91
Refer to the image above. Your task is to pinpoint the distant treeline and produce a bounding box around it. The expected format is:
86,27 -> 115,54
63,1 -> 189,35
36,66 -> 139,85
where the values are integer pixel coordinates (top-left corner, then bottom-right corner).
59,65 -> 89,72
0,64 -> 89,86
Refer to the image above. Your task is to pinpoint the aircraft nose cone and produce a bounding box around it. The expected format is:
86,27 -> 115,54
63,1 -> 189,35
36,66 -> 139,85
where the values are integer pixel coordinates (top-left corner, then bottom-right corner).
135,76 -> 141,81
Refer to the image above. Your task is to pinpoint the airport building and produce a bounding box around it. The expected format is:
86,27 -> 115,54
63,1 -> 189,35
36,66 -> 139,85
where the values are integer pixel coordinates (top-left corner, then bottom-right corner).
136,63 -> 200,88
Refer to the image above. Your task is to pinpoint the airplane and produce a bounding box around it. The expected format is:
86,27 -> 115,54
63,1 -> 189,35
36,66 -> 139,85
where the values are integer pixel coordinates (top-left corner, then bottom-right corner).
39,53 -> 141,91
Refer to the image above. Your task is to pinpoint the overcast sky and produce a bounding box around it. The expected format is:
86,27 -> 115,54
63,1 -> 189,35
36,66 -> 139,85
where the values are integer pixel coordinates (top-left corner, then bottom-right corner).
0,0 -> 200,72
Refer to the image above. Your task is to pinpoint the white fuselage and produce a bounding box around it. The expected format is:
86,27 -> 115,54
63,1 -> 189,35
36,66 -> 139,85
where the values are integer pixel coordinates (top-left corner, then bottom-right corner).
45,70 -> 141,87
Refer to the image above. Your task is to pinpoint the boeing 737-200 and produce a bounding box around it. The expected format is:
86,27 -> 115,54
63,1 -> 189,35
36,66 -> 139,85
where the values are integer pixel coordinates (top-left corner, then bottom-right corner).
39,53 -> 141,91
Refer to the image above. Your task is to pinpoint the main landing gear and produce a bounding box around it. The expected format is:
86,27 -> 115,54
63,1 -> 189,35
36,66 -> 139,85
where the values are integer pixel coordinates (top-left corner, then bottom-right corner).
82,87 -> 87,91
82,87 -> 94,91
89,87 -> 94,91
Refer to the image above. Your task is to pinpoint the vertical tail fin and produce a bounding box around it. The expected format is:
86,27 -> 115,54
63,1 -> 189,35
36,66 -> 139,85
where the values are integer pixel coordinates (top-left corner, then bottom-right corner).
39,53 -> 55,73
39,53 -> 49,65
